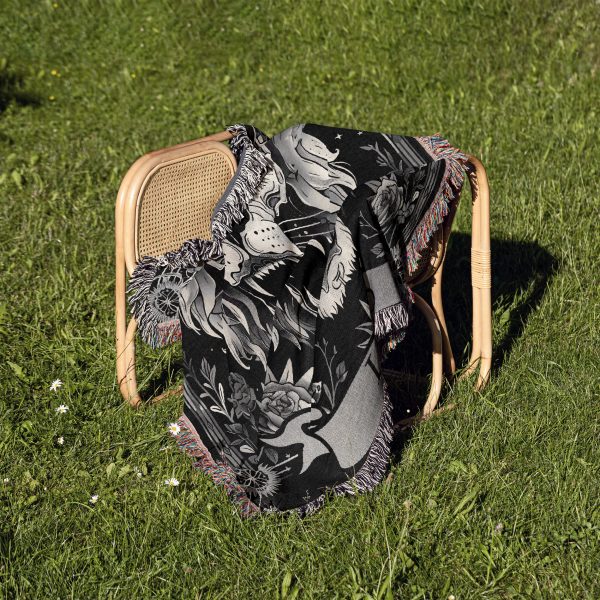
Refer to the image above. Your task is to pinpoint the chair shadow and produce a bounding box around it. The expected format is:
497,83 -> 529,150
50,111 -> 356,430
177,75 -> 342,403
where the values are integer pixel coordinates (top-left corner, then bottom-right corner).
142,358 -> 185,402
385,233 -> 557,460
0,69 -> 41,114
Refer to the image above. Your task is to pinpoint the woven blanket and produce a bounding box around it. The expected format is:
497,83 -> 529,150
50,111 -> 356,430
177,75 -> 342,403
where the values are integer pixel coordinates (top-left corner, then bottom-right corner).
128,123 -> 466,516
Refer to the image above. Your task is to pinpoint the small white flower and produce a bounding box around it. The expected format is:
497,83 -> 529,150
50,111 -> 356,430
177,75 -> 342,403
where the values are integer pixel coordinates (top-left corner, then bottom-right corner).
89,494 -> 99,504
137,471 -> 143,478
57,436 -> 64,445
164,477 -> 180,487
495,522 -> 504,533
2,478 -> 9,484
50,379 -> 63,392
55,404 -> 69,414
167,422 -> 181,436
448,596 -> 456,600
134,467 -> 144,478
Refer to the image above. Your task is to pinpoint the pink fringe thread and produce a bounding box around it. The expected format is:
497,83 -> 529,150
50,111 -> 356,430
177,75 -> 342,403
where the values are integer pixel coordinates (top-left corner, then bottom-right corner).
406,135 -> 468,276
174,414 -> 260,518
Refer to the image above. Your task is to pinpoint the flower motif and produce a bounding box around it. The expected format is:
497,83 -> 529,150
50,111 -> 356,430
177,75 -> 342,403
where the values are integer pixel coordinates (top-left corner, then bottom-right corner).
371,175 -> 405,226
236,463 -> 280,500
167,422 -> 180,436
57,436 -> 64,445
228,373 -> 257,419
258,382 -> 313,432
89,494 -> 99,504
50,379 -> 63,392
55,404 -> 69,414
257,361 -> 316,433
164,477 -> 180,487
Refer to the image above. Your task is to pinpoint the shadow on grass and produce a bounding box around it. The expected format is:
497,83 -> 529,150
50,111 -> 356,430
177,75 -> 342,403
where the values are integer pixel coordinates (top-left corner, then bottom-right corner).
0,68 -> 41,114
384,232 -> 557,456
142,359 -> 184,402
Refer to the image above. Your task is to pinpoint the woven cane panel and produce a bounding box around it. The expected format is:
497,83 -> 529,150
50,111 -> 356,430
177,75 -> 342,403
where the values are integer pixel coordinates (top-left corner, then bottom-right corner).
137,153 -> 234,258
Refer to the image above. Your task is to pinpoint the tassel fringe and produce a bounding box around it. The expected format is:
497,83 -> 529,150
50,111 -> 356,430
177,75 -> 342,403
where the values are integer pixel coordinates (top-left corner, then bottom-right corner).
374,302 -> 410,338
407,135 -> 467,276
175,414 -> 261,518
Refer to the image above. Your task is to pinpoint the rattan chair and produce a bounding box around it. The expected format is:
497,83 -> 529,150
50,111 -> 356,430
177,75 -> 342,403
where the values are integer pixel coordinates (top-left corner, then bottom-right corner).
115,131 -> 491,415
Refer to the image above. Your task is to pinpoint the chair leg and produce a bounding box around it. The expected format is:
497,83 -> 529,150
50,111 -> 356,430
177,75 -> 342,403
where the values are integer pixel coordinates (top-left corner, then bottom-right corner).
461,155 -> 492,389
412,292 -> 443,416
116,228 -> 133,404
124,318 -> 142,406
116,215 -> 142,407
430,257 -> 456,377
471,156 -> 492,390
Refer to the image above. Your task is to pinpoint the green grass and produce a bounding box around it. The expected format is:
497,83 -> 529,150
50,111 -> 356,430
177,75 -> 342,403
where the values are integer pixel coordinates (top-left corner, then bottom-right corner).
1,0 -> 599,597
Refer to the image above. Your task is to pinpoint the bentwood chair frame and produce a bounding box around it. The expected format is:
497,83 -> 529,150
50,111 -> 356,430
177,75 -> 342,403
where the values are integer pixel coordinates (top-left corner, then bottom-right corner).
115,131 -> 491,415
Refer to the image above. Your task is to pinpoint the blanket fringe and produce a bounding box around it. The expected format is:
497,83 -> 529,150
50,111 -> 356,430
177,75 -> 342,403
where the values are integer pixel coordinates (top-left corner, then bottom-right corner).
374,302 -> 410,338
175,414 -> 261,518
407,135 -> 467,276
127,124 -> 271,347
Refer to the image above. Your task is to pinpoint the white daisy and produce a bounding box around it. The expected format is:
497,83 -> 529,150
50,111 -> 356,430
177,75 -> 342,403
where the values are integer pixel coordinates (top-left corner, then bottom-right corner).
164,477 -> 180,487
57,436 -> 64,445
50,379 -> 63,392
55,404 -> 69,414
89,494 -> 99,504
167,422 -> 181,436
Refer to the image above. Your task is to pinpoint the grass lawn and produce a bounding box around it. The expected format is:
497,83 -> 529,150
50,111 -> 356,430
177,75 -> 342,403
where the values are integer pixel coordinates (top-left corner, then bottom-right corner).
1,0 -> 599,597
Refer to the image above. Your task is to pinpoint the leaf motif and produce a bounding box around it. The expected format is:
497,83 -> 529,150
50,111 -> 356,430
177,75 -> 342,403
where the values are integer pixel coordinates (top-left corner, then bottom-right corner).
200,357 -> 210,379
218,382 -> 225,403
335,361 -> 347,379
209,406 -> 225,414
371,243 -> 384,258
265,448 -> 279,463
383,148 -> 395,167
239,444 -> 255,454
271,325 -> 279,351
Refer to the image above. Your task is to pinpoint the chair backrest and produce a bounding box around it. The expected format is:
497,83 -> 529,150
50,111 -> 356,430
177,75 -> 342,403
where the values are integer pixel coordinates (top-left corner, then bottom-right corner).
116,136 -> 237,276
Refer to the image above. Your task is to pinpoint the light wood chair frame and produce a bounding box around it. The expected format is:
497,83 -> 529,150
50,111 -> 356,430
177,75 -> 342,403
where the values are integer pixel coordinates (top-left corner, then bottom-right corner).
116,131 -> 491,415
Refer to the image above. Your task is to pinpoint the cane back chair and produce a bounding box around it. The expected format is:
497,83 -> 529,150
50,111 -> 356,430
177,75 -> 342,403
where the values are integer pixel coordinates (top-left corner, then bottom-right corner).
115,131 -> 491,415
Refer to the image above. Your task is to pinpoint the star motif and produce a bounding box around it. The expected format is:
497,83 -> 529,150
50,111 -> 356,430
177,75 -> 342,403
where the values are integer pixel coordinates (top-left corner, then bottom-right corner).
335,133 -> 342,140
357,131 -> 363,135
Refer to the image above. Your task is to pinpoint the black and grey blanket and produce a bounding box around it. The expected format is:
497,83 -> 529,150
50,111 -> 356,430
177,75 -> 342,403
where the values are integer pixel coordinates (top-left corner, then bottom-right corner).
128,123 -> 466,516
